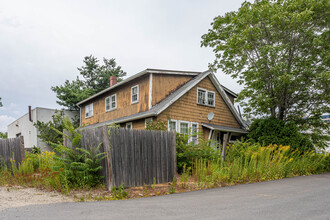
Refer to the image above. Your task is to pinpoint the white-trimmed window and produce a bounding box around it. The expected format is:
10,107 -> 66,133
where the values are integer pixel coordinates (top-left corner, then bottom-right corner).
191,122 -> 199,144
179,121 -> 189,135
126,122 -> 133,129
85,103 -> 93,118
105,94 -> 117,111
197,88 -> 215,107
145,118 -> 153,128
168,119 -> 177,132
131,85 -> 139,104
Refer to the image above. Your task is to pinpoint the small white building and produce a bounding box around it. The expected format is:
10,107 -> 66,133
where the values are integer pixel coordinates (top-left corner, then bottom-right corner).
7,107 -> 78,150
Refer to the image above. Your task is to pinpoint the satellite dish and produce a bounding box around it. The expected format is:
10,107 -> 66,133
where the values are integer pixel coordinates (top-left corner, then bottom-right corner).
207,112 -> 214,121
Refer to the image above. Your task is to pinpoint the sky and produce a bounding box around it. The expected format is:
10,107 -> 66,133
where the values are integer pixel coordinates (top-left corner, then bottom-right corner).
0,0 -> 246,132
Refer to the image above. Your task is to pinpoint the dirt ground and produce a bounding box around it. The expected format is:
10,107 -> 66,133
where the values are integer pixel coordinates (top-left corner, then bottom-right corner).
0,176 -> 221,210
0,186 -> 74,212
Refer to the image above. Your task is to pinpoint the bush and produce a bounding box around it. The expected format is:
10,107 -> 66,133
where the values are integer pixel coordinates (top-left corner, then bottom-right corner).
176,133 -> 219,174
248,118 -> 314,153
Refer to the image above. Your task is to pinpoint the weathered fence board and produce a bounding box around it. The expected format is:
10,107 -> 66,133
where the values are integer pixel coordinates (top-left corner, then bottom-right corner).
72,126 -> 176,190
0,136 -> 25,169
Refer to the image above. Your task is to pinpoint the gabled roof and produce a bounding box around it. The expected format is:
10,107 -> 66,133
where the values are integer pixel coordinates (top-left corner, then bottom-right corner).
76,68 -> 237,106
81,70 -> 247,130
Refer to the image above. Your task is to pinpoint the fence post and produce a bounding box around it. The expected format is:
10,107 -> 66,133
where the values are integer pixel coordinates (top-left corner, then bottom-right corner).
19,136 -> 25,161
102,125 -> 112,190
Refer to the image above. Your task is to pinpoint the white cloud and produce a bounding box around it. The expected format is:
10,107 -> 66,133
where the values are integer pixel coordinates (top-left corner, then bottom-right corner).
0,115 -> 16,132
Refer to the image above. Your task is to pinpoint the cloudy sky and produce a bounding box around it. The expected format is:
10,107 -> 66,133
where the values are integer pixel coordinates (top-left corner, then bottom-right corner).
0,0 -> 245,132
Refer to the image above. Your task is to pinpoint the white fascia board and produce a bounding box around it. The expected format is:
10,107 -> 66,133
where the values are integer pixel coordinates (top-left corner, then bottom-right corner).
155,70 -> 211,115
208,73 -> 247,128
149,73 -> 153,109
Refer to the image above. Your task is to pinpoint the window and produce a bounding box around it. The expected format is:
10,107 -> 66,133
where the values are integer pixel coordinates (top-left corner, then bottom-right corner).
131,85 -> 139,104
207,92 -> 215,106
168,119 -> 177,132
85,103 -> 93,118
191,123 -> 199,144
179,121 -> 189,135
126,122 -> 133,129
197,88 -> 215,107
197,89 -> 206,105
145,118 -> 153,128
105,94 -> 117,111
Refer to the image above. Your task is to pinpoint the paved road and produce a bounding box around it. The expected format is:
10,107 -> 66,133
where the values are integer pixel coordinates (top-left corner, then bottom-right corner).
1,173 -> 329,220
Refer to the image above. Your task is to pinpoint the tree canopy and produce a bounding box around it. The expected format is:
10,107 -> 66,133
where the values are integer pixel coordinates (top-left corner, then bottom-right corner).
52,55 -> 126,110
201,0 -> 329,146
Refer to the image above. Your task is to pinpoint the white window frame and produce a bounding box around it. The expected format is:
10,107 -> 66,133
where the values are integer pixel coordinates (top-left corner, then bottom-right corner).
131,85 -> 139,104
105,94 -> 117,112
179,120 -> 190,135
190,122 -> 199,144
126,122 -> 133,129
145,118 -> 153,128
197,87 -> 215,107
85,103 -> 93,118
168,119 -> 178,132
207,91 -> 215,107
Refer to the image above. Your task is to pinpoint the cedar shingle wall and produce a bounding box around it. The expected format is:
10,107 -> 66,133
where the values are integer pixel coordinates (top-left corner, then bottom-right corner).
152,74 -> 192,106
157,76 -> 241,132
81,75 -> 150,126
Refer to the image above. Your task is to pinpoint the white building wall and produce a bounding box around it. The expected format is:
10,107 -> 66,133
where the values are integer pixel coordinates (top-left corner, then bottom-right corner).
8,107 -> 78,150
7,108 -> 38,148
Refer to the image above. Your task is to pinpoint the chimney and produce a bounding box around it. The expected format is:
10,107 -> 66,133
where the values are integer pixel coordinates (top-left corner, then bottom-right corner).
28,106 -> 32,122
110,76 -> 117,87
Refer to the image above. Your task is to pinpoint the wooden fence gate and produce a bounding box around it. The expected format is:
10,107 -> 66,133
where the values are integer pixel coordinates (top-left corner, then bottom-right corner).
71,126 -> 176,190
0,136 -> 25,169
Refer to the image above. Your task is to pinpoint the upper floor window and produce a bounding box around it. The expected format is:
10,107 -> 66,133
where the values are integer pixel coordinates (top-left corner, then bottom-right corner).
106,94 -> 117,111
131,85 -> 139,104
85,103 -> 93,118
197,88 -> 215,107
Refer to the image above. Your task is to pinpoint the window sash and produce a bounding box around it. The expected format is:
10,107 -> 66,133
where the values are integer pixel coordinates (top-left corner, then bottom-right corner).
131,85 -> 139,104
106,94 -> 116,111
85,103 -> 93,118
168,120 -> 177,132
197,88 -> 215,107
179,122 -> 189,134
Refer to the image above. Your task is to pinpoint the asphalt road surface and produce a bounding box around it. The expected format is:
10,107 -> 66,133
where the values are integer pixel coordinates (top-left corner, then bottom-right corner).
1,173 -> 329,220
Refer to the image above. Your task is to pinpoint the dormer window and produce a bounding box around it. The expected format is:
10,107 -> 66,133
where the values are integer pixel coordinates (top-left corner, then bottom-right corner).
131,85 -> 139,104
197,88 -> 215,107
85,103 -> 93,118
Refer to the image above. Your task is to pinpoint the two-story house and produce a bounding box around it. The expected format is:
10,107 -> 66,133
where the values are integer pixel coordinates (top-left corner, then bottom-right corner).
77,69 -> 247,146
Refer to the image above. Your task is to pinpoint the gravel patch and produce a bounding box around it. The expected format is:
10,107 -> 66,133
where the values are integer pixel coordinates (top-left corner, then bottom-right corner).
0,186 -> 74,212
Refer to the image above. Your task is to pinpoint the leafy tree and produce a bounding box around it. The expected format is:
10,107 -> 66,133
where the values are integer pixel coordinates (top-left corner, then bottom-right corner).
0,97 -> 2,107
201,0 -> 329,146
248,118 -> 314,153
0,132 -> 7,139
34,110 -> 79,145
52,55 -> 126,110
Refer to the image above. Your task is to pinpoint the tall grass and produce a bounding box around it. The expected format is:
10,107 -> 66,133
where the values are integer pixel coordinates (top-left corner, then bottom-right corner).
193,142 -> 330,188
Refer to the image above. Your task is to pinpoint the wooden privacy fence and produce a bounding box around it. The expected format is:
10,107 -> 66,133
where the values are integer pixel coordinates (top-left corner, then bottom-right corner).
70,126 -> 176,189
0,136 -> 25,169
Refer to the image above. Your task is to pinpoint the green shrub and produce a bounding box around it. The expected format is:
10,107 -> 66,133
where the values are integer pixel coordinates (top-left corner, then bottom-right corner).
248,118 -> 314,153
176,133 -> 219,173
50,117 -> 107,188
